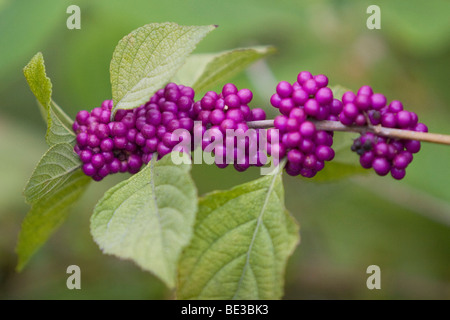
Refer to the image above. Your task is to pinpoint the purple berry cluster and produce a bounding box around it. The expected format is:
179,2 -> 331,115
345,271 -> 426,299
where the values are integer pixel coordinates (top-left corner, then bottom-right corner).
73,83 -> 195,181
343,86 -> 428,179
268,71 -> 340,177
194,83 -> 267,171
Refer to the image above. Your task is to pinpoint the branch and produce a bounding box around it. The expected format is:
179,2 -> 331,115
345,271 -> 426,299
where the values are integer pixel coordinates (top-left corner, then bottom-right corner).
247,120 -> 450,146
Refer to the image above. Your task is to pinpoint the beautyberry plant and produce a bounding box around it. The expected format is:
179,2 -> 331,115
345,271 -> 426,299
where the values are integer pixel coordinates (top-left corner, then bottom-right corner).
19,22 -> 450,300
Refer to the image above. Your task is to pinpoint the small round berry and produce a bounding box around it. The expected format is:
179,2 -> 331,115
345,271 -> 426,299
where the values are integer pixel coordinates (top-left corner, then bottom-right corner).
381,113 -> 397,128
222,83 -> 238,96
224,94 -> 241,109
314,74 -> 328,88
303,79 -> 318,95
109,159 -> 121,174
179,117 -> 194,131
299,121 -> 316,138
201,95 -> 216,110
315,87 -> 333,105
396,111 -> 412,128
414,123 -> 428,133
342,91 -> 356,104
128,154 -> 143,173
220,119 -> 236,132
339,112 -> 353,126
315,145 -> 335,161
237,88 -> 253,104
354,114 -> 367,126
372,157 -> 391,176
270,93 -> 282,108
226,109 -> 244,123
287,149 -> 304,165
251,108 -> 266,121
76,110 -> 90,124
388,100 -> 403,113
274,115 -> 289,132
82,163 -> 96,176
391,167 -> 406,180
304,99 -> 320,117
157,142 -> 172,158
76,132 -> 89,147
114,136 -> 127,149
281,95 -> 299,113
393,153 -> 409,169
359,151 -> 375,169
79,149 -> 93,163
289,108 -> 306,123
267,128 -> 280,144
146,109 -> 162,126
343,103 -> 359,119
91,154 -> 105,169
330,99 -> 343,116
405,140 -> 421,153
285,132 -> 301,148
297,71 -> 313,85
180,86 -> 195,99
291,89 -> 309,106
112,122 -> 127,136
87,134 -> 101,148
100,138 -> 114,152
286,118 -> 300,132
371,93 -> 386,110
303,154 -> 318,169
276,81 -> 293,98
299,139 -> 315,154
355,94 -> 371,111
357,86 -> 373,96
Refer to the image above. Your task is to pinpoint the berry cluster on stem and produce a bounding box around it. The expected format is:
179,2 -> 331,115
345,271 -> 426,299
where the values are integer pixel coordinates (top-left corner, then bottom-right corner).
72,71 -> 447,182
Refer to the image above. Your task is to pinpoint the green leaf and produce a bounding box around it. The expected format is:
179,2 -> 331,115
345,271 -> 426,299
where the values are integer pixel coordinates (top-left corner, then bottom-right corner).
16,170 -> 90,271
23,52 -> 52,109
172,46 -> 276,93
177,171 -> 299,300
24,53 -> 75,146
110,22 -> 216,114
46,100 -> 76,146
90,153 -> 197,288
24,143 -> 82,205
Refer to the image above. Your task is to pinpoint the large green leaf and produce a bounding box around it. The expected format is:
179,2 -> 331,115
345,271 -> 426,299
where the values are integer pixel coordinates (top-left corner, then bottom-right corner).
177,171 -> 299,300
90,153 -> 197,288
16,170 -> 90,271
24,53 -> 75,146
24,143 -> 81,205
172,46 -> 276,93
110,22 -> 216,114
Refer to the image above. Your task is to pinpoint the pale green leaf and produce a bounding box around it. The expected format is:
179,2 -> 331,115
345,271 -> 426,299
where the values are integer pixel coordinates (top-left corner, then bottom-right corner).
91,153 -> 197,288
110,22 -> 216,113
24,53 -> 75,146
46,100 -> 76,146
24,143 -> 81,204
173,46 -> 276,93
16,170 -> 90,271
23,52 -> 52,110
177,171 -> 299,300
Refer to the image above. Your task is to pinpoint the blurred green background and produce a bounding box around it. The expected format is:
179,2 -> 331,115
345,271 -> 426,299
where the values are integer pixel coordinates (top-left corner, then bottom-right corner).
1,0 -> 449,299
